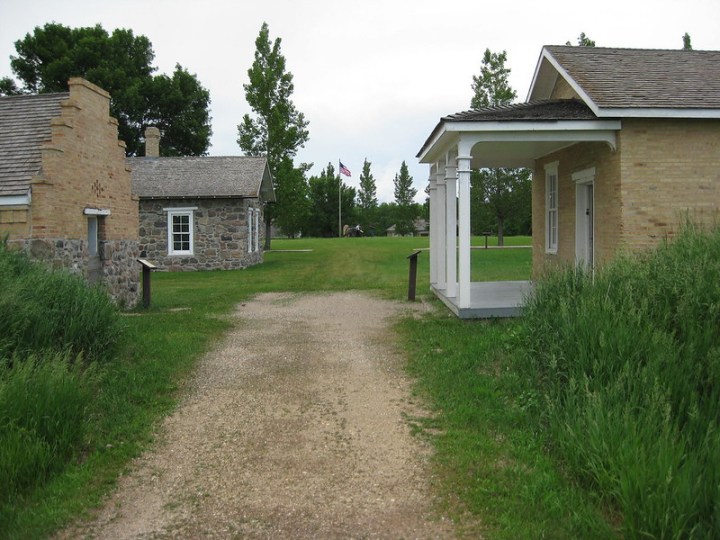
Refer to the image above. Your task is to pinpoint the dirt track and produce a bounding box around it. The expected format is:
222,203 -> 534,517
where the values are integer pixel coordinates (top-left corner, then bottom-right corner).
60,292 -> 454,539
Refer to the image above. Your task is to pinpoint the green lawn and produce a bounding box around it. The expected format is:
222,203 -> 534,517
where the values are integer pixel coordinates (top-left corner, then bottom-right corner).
7,235 -> 612,539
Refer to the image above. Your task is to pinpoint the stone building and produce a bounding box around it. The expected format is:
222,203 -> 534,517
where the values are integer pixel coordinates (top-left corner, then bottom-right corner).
0,78 -> 140,306
418,46 -> 720,317
129,130 -> 275,271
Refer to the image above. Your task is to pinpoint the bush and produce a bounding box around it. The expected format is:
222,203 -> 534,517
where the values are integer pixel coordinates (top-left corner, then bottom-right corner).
0,243 -> 123,362
520,224 -> 720,538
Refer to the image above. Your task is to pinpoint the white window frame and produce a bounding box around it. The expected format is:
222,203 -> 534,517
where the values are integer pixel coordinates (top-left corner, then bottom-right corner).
165,207 -> 196,256
248,207 -> 260,253
87,216 -> 98,257
545,161 -> 559,254
248,208 -> 254,253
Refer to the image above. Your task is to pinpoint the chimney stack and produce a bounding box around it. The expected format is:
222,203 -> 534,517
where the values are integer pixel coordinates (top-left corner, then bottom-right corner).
144,127 -> 160,157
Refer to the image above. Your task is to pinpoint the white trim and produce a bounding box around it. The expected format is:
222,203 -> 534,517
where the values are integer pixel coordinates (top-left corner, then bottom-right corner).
87,215 -> 98,257
248,208 -> 254,253
83,208 -> 111,216
544,161 -> 559,254
163,206 -> 198,212
0,194 -> 30,206
573,168 -> 596,269
595,107 -> 720,119
442,120 -> 621,133
166,209 -> 194,256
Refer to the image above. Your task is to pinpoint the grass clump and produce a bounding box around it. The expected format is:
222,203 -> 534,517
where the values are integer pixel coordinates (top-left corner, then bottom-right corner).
0,353 -> 94,506
520,224 -> 720,538
0,243 -> 122,362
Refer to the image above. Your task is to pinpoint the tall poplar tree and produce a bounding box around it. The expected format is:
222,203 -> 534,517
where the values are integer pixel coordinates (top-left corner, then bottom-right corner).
470,48 -> 531,245
357,158 -> 378,229
237,22 -> 310,248
393,161 -> 418,236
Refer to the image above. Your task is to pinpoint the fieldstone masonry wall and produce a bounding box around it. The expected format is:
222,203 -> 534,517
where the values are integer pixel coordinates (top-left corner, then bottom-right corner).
18,237 -> 140,307
139,198 -> 264,271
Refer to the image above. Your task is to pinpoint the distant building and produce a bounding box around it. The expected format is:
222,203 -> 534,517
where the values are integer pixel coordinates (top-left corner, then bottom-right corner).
386,219 -> 428,237
129,129 -> 275,271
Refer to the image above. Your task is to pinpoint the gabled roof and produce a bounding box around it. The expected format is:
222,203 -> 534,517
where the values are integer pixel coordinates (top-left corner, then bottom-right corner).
128,155 -> 276,202
0,92 -> 67,197
529,46 -> 720,117
416,99 -> 617,165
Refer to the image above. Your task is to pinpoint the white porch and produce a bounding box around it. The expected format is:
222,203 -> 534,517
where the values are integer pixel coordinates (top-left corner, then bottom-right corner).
417,101 -> 620,318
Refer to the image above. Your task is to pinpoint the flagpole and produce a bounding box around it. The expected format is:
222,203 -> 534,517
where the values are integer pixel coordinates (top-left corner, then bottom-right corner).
338,159 -> 342,237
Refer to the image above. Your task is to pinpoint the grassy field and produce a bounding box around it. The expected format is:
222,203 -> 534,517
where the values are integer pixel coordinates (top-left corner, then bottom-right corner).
6,234 -> 602,539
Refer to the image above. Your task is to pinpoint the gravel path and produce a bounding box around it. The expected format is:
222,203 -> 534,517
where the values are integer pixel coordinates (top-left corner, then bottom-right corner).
61,291 -> 454,539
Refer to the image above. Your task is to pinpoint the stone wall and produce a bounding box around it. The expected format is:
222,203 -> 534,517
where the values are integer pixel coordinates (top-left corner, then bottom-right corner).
16,237 -> 140,307
139,197 -> 264,271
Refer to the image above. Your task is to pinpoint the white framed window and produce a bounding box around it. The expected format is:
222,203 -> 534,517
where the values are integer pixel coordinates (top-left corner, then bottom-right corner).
165,207 -> 196,256
248,207 -> 260,253
87,216 -> 98,257
248,208 -> 254,253
545,161 -> 559,254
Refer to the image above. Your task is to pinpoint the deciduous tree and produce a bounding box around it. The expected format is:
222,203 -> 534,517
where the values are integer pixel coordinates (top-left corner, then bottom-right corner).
237,22 -> 310,248
306,163 -> 356,238
469,48 -> 531,245
4,23 -> 211,156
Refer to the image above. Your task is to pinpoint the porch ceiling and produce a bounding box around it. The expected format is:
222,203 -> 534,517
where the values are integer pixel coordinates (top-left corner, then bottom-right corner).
417,120 -> 621,169
417,99 -> 621,169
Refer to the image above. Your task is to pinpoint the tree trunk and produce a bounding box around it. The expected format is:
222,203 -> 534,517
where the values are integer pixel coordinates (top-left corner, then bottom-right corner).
497,218 -> 505,247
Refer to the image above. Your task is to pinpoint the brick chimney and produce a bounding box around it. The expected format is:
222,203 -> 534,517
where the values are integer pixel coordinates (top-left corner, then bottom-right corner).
144,126 -> 160,157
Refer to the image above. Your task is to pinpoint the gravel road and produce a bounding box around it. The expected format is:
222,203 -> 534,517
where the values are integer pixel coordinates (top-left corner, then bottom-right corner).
60,291 -> 454,539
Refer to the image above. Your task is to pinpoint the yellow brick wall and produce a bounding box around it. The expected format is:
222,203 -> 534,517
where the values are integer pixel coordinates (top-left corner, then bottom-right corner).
618,119 -> 720,251
533,141 -> 621,276
532,118 -> 720,277
29,78 -> 138,242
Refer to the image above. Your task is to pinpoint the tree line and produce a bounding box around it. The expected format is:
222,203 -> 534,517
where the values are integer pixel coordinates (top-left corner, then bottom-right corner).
2,22 -> 697,245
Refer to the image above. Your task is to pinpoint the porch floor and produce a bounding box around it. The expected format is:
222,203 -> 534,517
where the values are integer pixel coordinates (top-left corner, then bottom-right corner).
432,281 -> 533,319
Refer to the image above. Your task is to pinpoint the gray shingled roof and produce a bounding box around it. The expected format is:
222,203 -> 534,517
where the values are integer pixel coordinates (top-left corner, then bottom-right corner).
0,92 -> 67,197
545,46 -> 720,110
443,99 -> 597,122
128,156 -> 275,201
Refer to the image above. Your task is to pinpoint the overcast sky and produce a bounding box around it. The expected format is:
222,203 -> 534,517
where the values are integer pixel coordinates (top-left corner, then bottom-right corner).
2,0 -> 720,202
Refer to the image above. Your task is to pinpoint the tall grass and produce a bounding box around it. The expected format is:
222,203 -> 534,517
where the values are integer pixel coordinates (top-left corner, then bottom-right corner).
0,352 -> 94,506
520,224 -> 720,538
0,243 -> 122,363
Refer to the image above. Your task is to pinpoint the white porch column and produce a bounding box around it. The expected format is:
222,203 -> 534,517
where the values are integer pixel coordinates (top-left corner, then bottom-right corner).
434,162 -> 447,290
445,151 -> 458,298
428,165 -> 438,285
457,152 -> 472,308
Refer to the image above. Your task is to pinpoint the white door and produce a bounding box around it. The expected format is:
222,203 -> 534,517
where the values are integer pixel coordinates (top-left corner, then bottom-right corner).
573,168 -> 595,269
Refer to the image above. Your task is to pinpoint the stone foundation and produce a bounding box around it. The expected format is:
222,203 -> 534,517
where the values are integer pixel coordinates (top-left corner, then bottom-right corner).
17,237 -> 141,308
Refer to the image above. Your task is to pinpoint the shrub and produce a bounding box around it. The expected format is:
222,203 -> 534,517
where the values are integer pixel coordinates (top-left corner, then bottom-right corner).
520,225 -> 720,538
0,242 -> 123,363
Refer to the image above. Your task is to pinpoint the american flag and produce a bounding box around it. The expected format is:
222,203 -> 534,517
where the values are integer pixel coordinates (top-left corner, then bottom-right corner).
339,162 -> 351,177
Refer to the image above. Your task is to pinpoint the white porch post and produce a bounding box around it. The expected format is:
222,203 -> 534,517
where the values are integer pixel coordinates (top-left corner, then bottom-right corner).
457,151 -> 472,308
435,162 -> 447,290
445,151 -> 458,298
428,165 -> 438,285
